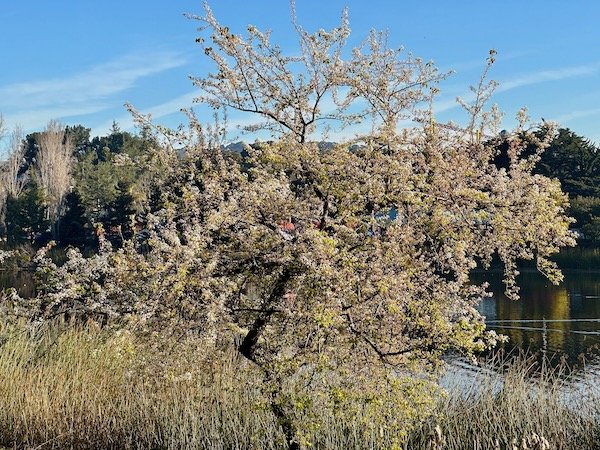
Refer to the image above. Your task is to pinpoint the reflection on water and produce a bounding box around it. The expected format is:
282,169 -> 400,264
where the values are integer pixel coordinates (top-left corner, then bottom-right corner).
444,270 -> 600,391
475,271 -> 600,368
444,270 -> 600,393
0,270 -> 35,298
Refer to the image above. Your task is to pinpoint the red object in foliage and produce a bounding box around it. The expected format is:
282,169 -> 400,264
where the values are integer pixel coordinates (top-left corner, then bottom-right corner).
279,221 -> 295,232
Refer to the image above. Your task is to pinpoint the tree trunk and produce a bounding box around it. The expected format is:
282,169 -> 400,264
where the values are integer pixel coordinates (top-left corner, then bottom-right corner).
237,269 -> 300,449
238,268 -> 292,361
271,400 -> 300,450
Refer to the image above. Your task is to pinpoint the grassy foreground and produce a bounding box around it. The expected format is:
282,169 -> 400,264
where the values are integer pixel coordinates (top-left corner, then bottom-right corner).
0,323 -> 597,450
406,354 -> 600,450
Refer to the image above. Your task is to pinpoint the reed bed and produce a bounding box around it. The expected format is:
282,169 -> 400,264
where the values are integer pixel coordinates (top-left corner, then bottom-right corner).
0,322 -> 283,450
406,353 -> 600,450
0,323 -> 597,449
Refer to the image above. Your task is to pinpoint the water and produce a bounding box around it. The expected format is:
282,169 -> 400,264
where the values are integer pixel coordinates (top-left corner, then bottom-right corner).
0,269 -> 35,298
443,270 -> 600,389
476,270 -> 600,367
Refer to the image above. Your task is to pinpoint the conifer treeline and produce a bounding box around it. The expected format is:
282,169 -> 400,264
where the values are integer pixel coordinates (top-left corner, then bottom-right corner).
0,122 -> 154,250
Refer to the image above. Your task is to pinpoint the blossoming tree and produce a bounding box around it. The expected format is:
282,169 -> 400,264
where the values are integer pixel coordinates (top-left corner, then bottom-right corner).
7,3 -> 575,448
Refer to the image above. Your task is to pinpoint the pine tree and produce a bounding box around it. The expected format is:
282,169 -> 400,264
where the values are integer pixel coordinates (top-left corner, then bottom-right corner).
103,181 -> 136,247
59,191 -> 91,249
5,180 -> 48,246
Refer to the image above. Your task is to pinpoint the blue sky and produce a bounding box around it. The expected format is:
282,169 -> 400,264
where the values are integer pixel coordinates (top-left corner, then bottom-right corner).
1,1 -> 599,143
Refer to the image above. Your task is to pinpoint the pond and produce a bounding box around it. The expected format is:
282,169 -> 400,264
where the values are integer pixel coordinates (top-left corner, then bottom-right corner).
445,270 -> 600,389
477,270 -> 600,366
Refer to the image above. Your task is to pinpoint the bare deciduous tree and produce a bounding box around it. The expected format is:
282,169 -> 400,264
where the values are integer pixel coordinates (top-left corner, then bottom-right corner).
35,120 -> 73,236
3,126 -> 26,198
0,120 -> 27,232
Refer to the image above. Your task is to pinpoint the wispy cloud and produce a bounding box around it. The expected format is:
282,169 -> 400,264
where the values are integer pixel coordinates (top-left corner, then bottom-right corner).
496,64 -> 598,93
440,50 -> 533,76
91,91 -> 197,136
433,63 -> 600,116
552,107 -> 600,125
6,104 -> 109,131
1,51 -> 188,132
0,51 -> 187,110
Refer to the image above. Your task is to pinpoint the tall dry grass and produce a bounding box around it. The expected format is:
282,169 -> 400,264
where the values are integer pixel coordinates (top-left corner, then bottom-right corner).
406,353 -> 600,450
0,322 -> 284,450
0,322 -> 416,449
0,323 -> 598,449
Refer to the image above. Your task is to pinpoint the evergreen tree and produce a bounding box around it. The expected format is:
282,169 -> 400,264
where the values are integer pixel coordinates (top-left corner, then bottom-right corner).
536,128 -> 600,197
5,180 -> 48,246
107,121 -> 124,153
65,125 -> 91,155
103,181 -> 136,247
74,153 -> 119,223
59,191 -> 91,249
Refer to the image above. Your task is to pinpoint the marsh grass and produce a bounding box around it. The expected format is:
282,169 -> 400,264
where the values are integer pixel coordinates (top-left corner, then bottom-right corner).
0,322 -> 284,450
406,352 -> 600,450
0,323 -> 598,449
